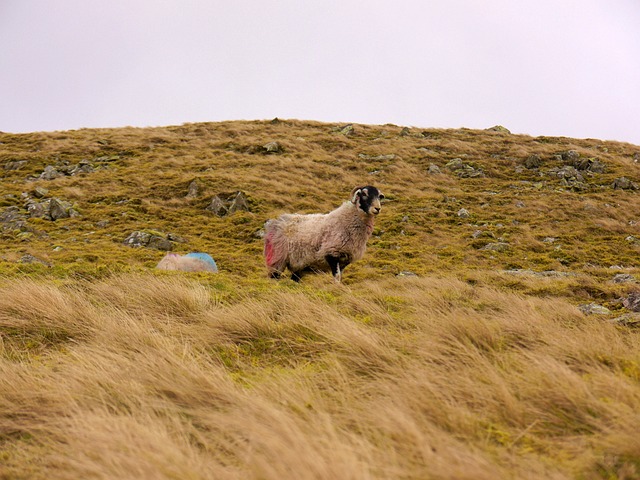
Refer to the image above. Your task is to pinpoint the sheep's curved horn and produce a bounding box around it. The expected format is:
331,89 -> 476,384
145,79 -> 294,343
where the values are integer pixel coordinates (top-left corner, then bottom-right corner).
350,187 -> 362,204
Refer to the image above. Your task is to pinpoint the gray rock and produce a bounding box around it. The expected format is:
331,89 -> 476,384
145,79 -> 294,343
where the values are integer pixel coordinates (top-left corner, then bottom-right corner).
0,206 -> 31,233
613,177 -> 639,190
33,187 -> 49,198
19,254 -> 51,267
457,208 -> 470,218
5,160 -> 27,170
399,127 -> 411,136
504,269 -> 574,278
486,125 -> 511,134
579,303 -> 611,315
186,180 -> 199,199
446,158 -> 484,178
147,236 -> 174,251
206,191 -> 250,216
446,158 -> 465,170
612,273 -> 636,284
49,198 -> 71,220
561,150 -> 581,164
206,196 -> 227,216
358,153 -> 396,161
427,163 -> 441,175
338,124 -> 354,136
609,313 -> 640,327
262,141 -> 283,154
622,292 -> 640,312
26,201 -> 47,219
524,154 -> 541,169
482,242 -> 509,252
124,231 -> 174,251
575,157 -> 606,173
397,271 -> 418,277
40,165 -> 63,180
227,191 -> 250,214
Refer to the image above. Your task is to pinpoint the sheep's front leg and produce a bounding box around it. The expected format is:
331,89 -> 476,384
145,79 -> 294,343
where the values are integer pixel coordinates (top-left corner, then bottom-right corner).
326,256 -> 342,283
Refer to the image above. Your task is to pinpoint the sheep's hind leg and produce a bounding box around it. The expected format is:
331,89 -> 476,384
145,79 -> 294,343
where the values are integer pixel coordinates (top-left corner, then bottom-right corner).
290,271 -> 303,282
325,256 -> 342,283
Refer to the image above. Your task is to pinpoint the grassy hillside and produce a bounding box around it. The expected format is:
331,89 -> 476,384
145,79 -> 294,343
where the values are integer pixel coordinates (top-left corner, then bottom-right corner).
1,120 -> 640,479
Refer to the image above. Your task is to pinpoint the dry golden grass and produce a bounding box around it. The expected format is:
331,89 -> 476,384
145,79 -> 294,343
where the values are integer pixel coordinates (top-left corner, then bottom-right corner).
1,119 -> 640,478
1,274 -> 639,479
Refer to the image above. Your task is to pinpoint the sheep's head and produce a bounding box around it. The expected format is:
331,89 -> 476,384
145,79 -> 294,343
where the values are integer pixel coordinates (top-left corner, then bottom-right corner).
351,186 -> 384,215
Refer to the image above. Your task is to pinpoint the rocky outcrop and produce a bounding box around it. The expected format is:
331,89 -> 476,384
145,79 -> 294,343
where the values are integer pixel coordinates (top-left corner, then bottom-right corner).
612,177 -> 639,190
123,231 -> 180,251
446,158 -> 484,178
206,191 -> 250,216
26,197 -> 79,221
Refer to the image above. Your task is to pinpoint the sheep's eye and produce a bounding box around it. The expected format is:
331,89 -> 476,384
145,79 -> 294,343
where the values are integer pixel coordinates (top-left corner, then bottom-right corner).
379,194 -> 385,200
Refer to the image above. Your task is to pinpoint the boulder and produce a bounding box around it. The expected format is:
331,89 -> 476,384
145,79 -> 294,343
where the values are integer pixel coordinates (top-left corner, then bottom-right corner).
622,292 -> 640,312
123,231 -> 174,251
486,125 -> 511,134
612,177 -> 639,190
26,198 -> 79,221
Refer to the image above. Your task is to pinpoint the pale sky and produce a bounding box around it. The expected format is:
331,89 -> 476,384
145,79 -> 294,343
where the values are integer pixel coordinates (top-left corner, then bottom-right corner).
1,1 -> 639,145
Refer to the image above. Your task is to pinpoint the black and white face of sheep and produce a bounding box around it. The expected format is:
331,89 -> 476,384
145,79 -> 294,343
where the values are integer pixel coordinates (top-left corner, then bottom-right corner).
350,186 -> 385,215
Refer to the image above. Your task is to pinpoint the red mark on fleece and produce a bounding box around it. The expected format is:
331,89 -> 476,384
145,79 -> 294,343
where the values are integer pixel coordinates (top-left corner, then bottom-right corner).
264,231 -> 276,266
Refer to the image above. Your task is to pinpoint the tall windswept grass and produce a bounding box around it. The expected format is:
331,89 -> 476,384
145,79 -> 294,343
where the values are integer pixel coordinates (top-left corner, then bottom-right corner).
1,273 -> 639,479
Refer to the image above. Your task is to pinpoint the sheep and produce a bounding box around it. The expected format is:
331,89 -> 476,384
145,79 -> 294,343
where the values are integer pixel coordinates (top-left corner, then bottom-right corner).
156,252 -> 218,273
263,185 -> 384,282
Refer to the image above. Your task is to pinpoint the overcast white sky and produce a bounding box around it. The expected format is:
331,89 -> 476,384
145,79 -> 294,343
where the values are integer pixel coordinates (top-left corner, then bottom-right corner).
1,1 -> 639,144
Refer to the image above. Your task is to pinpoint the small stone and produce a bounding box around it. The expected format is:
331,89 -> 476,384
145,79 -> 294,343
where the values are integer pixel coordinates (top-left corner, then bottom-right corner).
457,208 -> 470,218
33,187 -> 48,198
481,242 -> 509,252
609,313 -> 640,326
397,271 -> 418,277
578,303 -> 611,315
428,164 -> 441,175
622,292 -> 640,312
5,160 -> 27,170
19,254 -> 51,266
40,165 -> 63,180
446,158 -> 465,170
612,273 -> 636,284
227,191 -> 250,214
186,180 -> 199,199
262,141 -> 283,154
206,196 -> 228,216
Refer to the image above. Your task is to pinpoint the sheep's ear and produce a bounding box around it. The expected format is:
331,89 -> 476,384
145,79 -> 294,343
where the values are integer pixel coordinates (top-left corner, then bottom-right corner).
350,187 -> 362,204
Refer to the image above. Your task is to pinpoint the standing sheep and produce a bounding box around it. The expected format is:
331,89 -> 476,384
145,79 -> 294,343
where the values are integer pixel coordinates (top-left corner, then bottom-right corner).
264,186 -> 384,282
